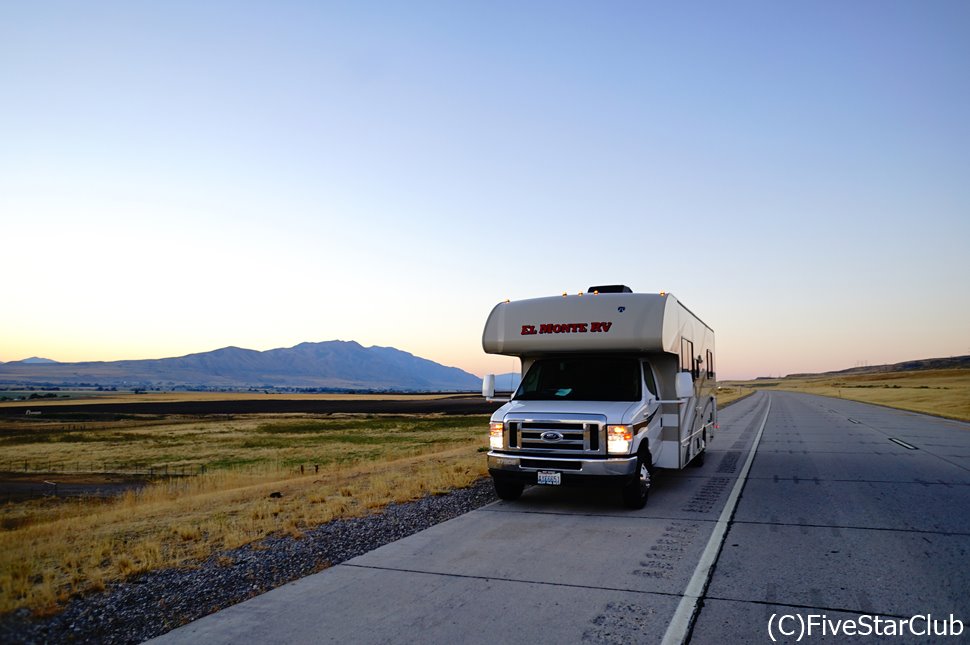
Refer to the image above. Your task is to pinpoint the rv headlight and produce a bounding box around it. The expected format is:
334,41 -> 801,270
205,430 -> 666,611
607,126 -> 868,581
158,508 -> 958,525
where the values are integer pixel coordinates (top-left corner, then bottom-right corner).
489,422 -> 504,450
607,425 -> 633,455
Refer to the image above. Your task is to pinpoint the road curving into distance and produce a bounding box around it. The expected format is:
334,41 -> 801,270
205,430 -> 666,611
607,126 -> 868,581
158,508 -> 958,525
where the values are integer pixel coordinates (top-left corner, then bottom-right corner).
147,391 -> 969,644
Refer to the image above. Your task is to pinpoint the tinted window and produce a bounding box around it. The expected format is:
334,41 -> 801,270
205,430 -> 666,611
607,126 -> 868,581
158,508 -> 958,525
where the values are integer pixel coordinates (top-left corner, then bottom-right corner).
514,357 -> 642,402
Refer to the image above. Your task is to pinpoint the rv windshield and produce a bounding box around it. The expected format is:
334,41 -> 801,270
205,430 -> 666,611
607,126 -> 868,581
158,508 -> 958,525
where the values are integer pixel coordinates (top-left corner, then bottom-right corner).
513,357 -> 642,402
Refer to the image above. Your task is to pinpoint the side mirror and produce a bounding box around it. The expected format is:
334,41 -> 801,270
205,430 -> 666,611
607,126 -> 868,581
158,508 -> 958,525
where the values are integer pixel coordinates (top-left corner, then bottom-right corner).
675,372 -> 694,399
482,374 -> 495,399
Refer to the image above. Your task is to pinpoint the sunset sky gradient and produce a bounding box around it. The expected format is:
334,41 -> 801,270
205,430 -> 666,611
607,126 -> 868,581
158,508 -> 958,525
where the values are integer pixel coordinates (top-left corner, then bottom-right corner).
2,1 -> 968,380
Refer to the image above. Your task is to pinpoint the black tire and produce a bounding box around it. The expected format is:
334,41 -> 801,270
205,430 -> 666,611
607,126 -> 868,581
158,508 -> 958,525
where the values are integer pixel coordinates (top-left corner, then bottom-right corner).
690,448 -> 705,467
493,477 -> 524,501
622,453 -> 651,509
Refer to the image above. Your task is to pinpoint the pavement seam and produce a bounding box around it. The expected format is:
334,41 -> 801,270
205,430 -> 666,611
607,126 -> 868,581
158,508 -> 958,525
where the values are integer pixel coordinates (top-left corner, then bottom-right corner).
730,519 -> 970,537
478,508 -> 721,522
700,595 -> 917,621
337,562 -> 685,598
744,476 -> 970,485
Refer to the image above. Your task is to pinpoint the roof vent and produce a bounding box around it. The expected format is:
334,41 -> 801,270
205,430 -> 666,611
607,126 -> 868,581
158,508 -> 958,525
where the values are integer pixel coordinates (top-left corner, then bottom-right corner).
587,285 -> 632,293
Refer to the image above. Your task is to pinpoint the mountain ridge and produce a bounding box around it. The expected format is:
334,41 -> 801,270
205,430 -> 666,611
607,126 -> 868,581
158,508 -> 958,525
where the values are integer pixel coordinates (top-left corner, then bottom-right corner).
0,341 -> 482,392
783,355 -> 970,379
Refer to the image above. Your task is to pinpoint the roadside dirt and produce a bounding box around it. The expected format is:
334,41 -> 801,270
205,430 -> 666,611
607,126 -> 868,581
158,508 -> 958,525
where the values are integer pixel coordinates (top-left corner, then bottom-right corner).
0,472 -> 150,504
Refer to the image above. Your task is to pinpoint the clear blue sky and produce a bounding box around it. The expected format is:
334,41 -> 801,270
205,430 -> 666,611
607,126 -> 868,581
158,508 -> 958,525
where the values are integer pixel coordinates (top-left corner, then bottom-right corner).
2,1 -> 968,379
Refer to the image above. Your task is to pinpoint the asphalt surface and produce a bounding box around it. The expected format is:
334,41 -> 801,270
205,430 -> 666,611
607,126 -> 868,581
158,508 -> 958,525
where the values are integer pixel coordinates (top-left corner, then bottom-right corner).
148,392 -> 970,644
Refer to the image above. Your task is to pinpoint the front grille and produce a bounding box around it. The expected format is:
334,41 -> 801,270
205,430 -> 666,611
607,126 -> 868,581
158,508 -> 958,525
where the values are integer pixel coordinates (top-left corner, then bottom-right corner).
519,459 -> 583,470
505,418 -> 604,455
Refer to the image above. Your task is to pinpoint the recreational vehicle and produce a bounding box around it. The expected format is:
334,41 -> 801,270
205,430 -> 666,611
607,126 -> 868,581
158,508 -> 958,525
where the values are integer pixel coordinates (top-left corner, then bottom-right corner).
481,285 -> 716,508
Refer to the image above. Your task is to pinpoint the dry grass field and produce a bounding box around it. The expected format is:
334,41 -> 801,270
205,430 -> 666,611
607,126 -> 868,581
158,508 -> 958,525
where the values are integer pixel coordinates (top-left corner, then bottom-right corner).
733,368 -> 970,422
0,390 -> 459,407
714,385 -> 753,407
0,413 -> 490,615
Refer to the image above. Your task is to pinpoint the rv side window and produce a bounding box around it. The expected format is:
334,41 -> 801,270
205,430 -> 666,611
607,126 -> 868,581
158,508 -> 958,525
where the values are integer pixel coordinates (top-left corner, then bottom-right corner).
642,363 -> 658,398
680,339 -> 694,373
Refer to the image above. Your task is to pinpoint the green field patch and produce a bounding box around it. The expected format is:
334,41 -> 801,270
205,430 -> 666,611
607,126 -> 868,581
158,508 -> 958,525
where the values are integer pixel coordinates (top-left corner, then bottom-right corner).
328,433 -> 462,446
207,456 -> 268,469
0,431 -> 165,445
255,415 -> 486,435
240,433 -> 450,449
256,420 -> 381,434
14,412 -> 164,422
0,430 -> 95,445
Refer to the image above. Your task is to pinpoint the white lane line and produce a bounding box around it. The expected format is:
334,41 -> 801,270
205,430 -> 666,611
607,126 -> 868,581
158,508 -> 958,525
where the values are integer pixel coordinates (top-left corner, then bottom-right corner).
889,437 -> 918,450
661,394 -> 773,645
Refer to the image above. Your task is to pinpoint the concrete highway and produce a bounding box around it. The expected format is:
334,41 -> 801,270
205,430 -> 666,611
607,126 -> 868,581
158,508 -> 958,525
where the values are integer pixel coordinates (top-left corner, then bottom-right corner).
149,392 -> 970,644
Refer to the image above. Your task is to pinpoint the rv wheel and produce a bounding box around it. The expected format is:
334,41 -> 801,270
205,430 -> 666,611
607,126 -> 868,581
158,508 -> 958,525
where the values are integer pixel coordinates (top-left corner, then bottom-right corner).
493,477 -> 524,501
690,448 -> 705,467
622,454 -> 650,509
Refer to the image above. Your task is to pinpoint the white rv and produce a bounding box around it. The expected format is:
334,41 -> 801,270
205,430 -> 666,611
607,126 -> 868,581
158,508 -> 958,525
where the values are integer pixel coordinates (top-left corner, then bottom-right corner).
481,285 -> 716,508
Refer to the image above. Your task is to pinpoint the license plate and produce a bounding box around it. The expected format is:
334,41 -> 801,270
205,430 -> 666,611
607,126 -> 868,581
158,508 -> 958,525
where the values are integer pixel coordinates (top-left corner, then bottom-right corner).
537,471 -> 561,486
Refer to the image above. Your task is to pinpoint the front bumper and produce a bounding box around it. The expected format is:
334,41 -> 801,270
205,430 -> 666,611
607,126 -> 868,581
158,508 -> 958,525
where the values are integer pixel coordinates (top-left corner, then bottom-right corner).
487,451 -> 638,486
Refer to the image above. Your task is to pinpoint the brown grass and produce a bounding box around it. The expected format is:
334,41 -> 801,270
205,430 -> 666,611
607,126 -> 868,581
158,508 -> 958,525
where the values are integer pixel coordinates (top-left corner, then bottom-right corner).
0,414 -> 478,474
0,391 -> 465,407
715,385 -> 753,407
733,368 -> 970,422
0,414 -> 489,615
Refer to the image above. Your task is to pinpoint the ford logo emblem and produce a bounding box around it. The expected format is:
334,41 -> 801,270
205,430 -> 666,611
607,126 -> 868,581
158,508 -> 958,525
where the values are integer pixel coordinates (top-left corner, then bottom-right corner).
541,431 -> 564,442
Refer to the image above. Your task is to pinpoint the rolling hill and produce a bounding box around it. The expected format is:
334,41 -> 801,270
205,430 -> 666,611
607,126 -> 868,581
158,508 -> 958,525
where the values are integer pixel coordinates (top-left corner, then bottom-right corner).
784,355 -> 970,378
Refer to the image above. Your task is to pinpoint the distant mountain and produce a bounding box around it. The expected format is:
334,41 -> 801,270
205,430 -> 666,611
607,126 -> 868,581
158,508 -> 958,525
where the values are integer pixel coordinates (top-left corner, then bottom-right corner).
785,355 -> 970,378
492,372 -> 522,392
15,357 -> 60,364
0,341 -> 482,391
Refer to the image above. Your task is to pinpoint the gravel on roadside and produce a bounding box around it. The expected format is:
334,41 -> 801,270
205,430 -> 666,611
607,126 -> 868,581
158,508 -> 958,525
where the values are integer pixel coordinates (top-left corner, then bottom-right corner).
0,478 -> 498,645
